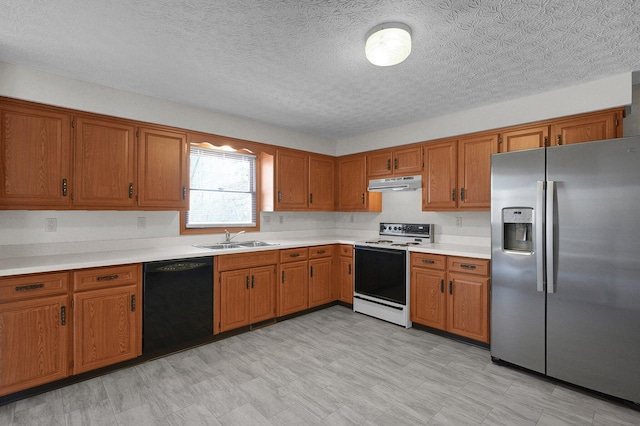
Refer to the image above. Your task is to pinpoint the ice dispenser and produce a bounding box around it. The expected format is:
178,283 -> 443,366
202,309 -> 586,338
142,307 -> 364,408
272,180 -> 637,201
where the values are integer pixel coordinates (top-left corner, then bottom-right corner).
503,208 -> 533,253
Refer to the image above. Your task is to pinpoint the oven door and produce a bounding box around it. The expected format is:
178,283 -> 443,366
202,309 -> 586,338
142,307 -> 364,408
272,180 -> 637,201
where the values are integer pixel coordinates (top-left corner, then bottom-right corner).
354,245 -> 407,305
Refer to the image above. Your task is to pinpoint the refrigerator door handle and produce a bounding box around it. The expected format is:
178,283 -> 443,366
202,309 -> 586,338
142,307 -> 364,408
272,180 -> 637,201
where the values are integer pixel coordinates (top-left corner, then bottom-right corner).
546,180 -> 556,293
536,181 -> 545,292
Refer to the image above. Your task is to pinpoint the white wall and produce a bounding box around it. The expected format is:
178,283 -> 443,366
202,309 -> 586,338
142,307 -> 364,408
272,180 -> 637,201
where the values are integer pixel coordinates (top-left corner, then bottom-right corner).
336,73 -> 633,155
0,62 -> 335,155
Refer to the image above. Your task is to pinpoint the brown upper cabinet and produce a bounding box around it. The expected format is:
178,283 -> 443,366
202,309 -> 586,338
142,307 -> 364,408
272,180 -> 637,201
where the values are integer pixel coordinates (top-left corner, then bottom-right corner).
423,133 -> 498,211
73,116 -> 137,208
336,153 -> 381,212
550,108 -> 623,146
137,127 -> 188,209
367,145 -> 423,178
274,148 -> 335,211
0,102 -> 72,208
499,125 -> 549,153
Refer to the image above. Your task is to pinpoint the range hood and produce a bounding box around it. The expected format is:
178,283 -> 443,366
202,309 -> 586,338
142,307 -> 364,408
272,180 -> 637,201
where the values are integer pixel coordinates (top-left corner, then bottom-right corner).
367,175 -> 422,192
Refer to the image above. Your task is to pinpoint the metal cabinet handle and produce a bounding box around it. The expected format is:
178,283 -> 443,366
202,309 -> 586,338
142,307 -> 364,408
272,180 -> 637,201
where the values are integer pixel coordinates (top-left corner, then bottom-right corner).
97,274 -> 119,281
15,283 -> 44,291
421,259 -> 435,264
309,193 -> 313,204
131,295 -> 136,312
387,159 -> 391,170
361,193 -> 365,204
251,275 -> 255,289
281,271 -> 285,283
394,158 -> 398,169
246,276 -> 249,289
449,280 -> 453,295
289,253 -> 300,258
451,188 -> 456,202
316,250 -> 326,254
460,187 -> 465,201
277,191 -> 282,202
61,306 -> 66,326
129,183 -> 134,199
440,279 -> 444,293
310,266 -> 314,278
62,178 -> 68,197
182,186 -> 187,200
348,264 -> 351,275
460,264 -> 476,270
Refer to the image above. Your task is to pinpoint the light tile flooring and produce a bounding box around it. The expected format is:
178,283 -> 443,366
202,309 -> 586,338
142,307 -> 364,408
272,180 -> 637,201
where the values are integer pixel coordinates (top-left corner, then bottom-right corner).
1,305 -> 639,426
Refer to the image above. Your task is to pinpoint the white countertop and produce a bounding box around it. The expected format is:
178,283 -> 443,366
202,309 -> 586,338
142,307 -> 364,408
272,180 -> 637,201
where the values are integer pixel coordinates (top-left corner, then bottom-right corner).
0,235 -> 490,277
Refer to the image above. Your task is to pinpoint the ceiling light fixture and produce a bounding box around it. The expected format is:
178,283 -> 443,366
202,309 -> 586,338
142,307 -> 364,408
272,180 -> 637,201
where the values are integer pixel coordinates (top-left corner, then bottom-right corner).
365,22 -> 412,67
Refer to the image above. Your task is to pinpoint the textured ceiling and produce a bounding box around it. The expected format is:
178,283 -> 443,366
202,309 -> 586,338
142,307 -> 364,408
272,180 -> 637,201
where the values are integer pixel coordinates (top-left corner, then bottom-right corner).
1,0 -> 639,141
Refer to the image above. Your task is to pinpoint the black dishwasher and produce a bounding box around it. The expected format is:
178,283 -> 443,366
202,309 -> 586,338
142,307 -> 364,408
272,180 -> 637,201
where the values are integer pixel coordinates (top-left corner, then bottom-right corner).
143,257 -> 213,356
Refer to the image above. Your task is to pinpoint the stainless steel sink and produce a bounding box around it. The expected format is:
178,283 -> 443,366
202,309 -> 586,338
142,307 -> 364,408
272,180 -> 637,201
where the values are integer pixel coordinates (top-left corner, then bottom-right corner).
197,241 -> 278,250
236,241 -> 279,247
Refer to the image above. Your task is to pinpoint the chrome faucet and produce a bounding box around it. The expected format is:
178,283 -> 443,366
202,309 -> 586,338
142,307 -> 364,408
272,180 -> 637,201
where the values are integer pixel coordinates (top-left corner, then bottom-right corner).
224,229 -> 245,243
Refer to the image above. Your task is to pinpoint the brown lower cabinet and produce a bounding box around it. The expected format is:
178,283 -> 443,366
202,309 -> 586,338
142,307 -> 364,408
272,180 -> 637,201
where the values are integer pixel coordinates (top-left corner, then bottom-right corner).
0,274 -> 69,396
216,250 -> 279,333
277,248 -> 309,317
72,265 -> 142,374
308,245 -> 334,308
410,253 -> 490,343
337,244 -> 353,304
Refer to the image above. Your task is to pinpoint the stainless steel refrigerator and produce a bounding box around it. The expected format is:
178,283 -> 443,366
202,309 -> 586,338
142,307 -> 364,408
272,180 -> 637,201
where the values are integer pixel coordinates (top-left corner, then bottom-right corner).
491,136 -> 640,404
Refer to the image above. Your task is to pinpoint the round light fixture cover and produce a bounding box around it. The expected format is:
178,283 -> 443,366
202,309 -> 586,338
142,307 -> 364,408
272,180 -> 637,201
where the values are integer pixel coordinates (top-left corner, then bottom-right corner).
365,22 -> 412,67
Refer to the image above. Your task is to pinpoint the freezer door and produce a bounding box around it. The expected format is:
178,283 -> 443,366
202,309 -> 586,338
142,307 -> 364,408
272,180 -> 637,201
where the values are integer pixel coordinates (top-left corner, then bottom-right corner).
490,148 -> 546,373
546,137 -> 640,404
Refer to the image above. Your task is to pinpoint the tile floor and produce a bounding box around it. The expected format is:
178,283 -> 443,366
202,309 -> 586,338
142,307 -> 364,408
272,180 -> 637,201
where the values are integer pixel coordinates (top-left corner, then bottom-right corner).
1,305 -> 639,425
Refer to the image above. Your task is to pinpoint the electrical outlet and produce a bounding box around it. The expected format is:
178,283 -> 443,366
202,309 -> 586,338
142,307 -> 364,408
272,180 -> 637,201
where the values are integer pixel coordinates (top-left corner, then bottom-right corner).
456,217 -> 463,227
137,217 -> 146,229
45,218 -> 57,232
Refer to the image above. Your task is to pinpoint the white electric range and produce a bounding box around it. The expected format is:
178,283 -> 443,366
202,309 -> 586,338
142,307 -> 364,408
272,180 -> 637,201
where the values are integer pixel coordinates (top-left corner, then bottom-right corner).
353,223 -> 434,327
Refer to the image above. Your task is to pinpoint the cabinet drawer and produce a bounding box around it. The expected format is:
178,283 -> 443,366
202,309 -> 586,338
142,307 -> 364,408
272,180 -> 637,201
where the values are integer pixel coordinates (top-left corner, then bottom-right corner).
217,251 -> 278,271
411,253 -> 446,270
308,245 -> 334,259
447,257 -> 489,276
339,244 -> 353,257
0,272 -> 69,302
73,264 -> 140,291
279,248 -> 309,263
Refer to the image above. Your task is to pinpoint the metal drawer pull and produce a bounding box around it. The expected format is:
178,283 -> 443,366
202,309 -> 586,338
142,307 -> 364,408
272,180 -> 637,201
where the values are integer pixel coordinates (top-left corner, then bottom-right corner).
289,253 -> 300,258
460,264 -> 477,270
15,283 -> 44,291
97,274 -> 120,281
421,259 -> 435,264
316,250 -> 326,254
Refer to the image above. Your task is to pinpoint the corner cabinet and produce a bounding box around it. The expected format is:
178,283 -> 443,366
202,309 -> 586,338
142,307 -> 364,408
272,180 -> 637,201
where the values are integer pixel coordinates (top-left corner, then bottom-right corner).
273,149 -> 335,211
336,153 -> 381,212
0,272 -> 70,397
137,127 -> 188,209
0,102 -> 72,208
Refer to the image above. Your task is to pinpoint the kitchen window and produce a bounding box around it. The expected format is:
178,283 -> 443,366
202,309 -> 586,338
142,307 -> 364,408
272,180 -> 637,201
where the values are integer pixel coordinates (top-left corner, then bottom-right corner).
186,145 -> 257,229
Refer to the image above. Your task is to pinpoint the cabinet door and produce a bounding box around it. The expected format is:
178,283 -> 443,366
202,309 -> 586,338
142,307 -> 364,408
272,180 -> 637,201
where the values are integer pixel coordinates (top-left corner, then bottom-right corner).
447,272 -> 490,343
410,268 -> 446,330
308,155 -> 335,210
73,284 -> 139,374
457,134 -> 498,210
220,270 -> 250,332
423,140 -> 457,211
0,295 -> 69,396
276,149 -> 308,210
0,104 -> 71,207
367,150 -> 393,178
551,110 -> 621,146
309,257 -> 333,308
500,125 -> 549,153
74,117 -> 136,207
249,265 -> 276,324
278,261 -> 308,316
138,127 -> 188,208
337,154 -> 381,212
339,256 -> 353,304
393,146 -> 423,175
